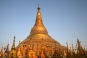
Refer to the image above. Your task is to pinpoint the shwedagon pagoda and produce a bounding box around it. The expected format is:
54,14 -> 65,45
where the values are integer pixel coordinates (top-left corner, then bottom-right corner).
0,5 -> 87,58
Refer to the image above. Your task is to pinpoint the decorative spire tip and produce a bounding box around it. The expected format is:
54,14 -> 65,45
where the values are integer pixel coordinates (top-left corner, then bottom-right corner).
37,4 -> 40,10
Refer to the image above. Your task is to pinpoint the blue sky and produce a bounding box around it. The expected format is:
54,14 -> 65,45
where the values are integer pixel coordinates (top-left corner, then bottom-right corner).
0,0 -> 87,50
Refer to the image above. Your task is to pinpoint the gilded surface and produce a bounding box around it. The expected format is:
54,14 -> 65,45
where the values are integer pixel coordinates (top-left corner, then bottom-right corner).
1,5 -> 87,58
21,5 -> 61,48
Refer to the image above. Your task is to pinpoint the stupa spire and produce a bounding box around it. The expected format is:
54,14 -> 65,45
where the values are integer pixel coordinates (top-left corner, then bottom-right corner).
35,4 -> 43,26
11,36 -> 16,50
30,5 -> 48,35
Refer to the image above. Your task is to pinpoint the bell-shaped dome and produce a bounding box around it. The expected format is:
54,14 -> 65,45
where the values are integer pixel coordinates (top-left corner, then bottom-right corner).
21,5 -> 60,47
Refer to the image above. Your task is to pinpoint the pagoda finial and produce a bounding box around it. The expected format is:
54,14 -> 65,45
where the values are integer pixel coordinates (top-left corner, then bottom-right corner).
19,40 -> 20,44
12,36 -> 16,50
66,42 -> 68,50
37,4 -> 40,10
14,35 -> 16,40
36,4 -> 42,22
7,43 -> 9,51
77,37 -> 79,43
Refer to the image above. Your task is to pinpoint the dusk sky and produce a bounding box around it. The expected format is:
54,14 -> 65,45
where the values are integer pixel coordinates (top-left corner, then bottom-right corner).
0,0 -> 87,50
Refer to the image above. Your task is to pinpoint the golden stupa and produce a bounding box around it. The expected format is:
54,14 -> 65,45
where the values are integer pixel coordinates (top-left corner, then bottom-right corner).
19,5 -> 64,54
1,5 -> 87,58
